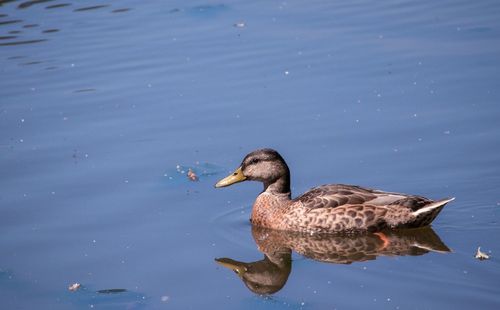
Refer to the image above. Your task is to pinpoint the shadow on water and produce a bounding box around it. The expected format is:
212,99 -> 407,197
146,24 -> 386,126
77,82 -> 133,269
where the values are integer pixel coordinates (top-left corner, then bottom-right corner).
0,267 -> 147,309
216,226 -> 450,295
68,286 -> 147,309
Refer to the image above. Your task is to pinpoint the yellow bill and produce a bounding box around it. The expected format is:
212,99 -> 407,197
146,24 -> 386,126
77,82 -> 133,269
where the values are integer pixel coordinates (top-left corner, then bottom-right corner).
215,167 -> 246,188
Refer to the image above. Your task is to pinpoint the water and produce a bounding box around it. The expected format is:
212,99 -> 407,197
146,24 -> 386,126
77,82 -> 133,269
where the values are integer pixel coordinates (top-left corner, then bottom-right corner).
1,0 -> 500,308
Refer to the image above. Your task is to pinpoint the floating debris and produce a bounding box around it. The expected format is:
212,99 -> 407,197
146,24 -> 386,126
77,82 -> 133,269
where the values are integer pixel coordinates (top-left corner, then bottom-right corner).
187,168 -> 199,182
475,247 -> 490,260
176,164 -> 185,174
166,163 -> 225,184
68,283 -> 81,291
233,21 -> 246,28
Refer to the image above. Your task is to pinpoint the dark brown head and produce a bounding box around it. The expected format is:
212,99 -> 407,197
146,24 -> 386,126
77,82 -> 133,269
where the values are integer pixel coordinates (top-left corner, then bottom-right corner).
215,148 -> 291,194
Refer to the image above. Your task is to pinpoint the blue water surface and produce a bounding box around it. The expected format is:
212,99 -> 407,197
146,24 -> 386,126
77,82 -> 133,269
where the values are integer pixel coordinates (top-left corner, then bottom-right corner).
1,0 -> 500,309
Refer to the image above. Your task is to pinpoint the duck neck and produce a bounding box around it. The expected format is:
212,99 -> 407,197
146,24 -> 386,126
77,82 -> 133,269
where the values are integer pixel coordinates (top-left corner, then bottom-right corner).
263,174 -> 291,198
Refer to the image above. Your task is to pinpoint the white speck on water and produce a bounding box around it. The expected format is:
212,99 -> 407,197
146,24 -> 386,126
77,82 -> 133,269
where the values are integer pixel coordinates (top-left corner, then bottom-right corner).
147,84 -> 152,88
70,63 -> 75,67
92,239 -> 96,243
301,302 -> 305,306
387,298 -> 391,302
413,81 -> 417,85
161,296 -> 169,302
284,70 -> 289,75
30,88 -> 36,91
413,113 -> 418,117
363,266 -> 367,270
463,270 -> 468,274
234,21 -> 245,28
21,118 -> 25,123
19,139 -> 24,143
443,130 -> 451,135
63,117 -> 68,121
124,179 -> 129,183
51,191 -> 56,195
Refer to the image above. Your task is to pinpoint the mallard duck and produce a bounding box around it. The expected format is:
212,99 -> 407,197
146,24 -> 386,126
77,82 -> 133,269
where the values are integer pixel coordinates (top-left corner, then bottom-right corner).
215,148 -> 454,233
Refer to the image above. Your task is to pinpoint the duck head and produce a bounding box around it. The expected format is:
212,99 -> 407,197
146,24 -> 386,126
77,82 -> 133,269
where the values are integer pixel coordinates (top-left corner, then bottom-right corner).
215,148 -> 291,195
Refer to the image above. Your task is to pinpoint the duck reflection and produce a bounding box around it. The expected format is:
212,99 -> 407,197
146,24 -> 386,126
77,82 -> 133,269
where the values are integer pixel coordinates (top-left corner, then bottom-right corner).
215,226 -> 450,294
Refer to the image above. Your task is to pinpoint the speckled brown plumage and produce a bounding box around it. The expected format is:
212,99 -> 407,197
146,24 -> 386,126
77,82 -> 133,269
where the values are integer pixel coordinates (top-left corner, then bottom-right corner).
216,148 -> 454,233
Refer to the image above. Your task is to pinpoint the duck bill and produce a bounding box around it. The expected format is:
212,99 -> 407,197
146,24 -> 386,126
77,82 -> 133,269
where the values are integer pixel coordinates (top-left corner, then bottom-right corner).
215,167 -> 247,188
215,258 -> 247,276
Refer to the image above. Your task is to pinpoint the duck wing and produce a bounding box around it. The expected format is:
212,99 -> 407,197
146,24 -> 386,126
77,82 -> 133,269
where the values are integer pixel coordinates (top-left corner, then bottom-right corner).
293,184 -> 432,211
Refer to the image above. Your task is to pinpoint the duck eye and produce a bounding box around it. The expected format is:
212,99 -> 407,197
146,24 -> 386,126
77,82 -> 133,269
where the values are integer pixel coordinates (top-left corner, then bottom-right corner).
250,158 -> 260,165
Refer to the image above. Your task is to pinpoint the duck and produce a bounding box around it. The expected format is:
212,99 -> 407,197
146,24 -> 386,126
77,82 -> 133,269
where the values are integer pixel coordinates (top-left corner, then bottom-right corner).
215,148 -> 454,233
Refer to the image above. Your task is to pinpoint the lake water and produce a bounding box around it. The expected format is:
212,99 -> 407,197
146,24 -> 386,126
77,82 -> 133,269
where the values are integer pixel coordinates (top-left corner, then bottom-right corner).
1,0 -> 500,309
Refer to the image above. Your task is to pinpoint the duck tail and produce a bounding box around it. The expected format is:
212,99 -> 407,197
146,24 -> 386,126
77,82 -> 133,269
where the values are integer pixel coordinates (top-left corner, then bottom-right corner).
411,198 -> 454,226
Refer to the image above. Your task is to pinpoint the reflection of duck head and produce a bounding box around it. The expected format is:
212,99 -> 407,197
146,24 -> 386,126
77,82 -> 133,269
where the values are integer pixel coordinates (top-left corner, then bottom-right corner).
215,247 -> 291,295
216,226 -> 449,294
